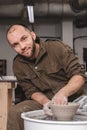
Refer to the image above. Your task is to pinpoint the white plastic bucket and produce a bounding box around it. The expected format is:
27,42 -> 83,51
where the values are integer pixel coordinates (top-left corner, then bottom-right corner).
21,110 -> 87,130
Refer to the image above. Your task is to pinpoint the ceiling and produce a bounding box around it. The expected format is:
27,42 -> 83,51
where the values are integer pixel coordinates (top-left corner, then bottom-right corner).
0,0 -> 87,26
0,0 -> 23,5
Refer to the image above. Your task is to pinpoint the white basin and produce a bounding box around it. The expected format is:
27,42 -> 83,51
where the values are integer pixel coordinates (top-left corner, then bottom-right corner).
21,110 -> 87,130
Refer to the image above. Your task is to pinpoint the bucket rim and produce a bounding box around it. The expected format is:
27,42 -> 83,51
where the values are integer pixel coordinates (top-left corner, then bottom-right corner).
21,110 -> 87,125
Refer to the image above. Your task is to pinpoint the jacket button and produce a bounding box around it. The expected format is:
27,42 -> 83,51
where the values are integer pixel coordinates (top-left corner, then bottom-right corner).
35,66 -> 38,69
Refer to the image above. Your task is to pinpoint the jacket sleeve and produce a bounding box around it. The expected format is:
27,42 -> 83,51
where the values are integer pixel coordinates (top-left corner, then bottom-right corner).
60,42 -> 85,79
17,79 -> 40,99
13,57 -> 40,99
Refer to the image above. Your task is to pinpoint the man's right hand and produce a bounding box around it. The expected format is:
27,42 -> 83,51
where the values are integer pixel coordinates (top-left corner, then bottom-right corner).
52,93 -> 68,105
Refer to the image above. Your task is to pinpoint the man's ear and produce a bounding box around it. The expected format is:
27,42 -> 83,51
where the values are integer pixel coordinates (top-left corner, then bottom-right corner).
31,31 -> 36,40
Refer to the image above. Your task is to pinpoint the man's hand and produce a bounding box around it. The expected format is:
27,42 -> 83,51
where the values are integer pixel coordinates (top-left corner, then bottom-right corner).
52,93 -> 68,105
43,101 -> 53,116
43,94 -> 68,116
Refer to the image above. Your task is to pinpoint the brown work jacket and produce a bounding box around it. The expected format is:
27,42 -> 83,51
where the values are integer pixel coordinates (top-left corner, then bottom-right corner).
13,40 -> 85,101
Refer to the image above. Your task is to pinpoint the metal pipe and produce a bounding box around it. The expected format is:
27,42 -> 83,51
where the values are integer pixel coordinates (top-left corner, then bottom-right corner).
69,0 -> 87,11
0,0 -> 87,19
34,1 -> 87,19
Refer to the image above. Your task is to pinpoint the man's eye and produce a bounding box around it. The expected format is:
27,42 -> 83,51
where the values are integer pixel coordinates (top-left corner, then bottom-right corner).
21,36 -> 27,41
12,43 -> 18,47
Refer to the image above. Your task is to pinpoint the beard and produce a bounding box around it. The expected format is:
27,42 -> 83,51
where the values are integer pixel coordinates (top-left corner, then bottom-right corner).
29,39 -> 36,60
21,38 -> 36,60
18,36 -> 38,61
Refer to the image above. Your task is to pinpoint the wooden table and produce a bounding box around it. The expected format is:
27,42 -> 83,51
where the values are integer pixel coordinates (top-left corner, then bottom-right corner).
0,80 -> 16,130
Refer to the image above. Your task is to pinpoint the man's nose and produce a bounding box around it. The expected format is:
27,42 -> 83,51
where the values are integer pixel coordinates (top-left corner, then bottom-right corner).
20,43 -> 26,50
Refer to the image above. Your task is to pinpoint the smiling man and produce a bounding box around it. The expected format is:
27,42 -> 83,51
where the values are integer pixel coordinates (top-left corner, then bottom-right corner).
6,24 -> 85,130
7,25 -> 39,59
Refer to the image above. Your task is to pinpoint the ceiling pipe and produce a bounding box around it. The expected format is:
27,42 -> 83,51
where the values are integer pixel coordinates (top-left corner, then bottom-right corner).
33,0 -> 87,19
0,0 -> 23,5
0,0 -> 87,19
69,0 -> 87,12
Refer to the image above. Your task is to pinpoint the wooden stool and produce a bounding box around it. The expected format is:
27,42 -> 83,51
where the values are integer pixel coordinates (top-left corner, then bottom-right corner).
0,81 -> 16,130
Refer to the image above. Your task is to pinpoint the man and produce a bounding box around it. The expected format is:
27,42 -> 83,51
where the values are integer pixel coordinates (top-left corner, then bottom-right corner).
6,24 -> 85,130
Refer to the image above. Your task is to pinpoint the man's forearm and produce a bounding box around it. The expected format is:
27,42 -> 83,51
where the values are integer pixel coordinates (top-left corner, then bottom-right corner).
57,75 -> 85,97
52,75 -> 85,104
31,92 -> 50,105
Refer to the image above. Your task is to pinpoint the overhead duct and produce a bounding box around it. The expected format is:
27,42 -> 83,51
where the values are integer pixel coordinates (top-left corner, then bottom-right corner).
69,0 -> 87,28
0,0 -> 87,20
33,0 -> 87,19
0,4 -> 24,17
69,0 -> 87,11
0,0 -> 23,5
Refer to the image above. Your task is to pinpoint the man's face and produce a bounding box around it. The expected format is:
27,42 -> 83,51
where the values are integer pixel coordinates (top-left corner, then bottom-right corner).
7,25 -> 36,59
